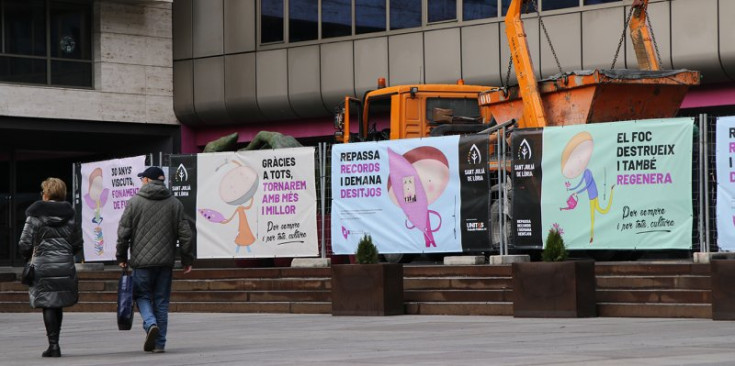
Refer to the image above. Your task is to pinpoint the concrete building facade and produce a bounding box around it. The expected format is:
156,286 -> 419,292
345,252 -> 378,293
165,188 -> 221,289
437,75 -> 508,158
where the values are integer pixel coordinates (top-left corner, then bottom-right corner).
173,0 -> 735,150
0,0 -> 177,265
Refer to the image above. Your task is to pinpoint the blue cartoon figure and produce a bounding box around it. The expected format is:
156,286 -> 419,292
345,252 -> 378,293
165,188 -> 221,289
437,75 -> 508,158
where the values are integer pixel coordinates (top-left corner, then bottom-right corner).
561,131 -> 615,244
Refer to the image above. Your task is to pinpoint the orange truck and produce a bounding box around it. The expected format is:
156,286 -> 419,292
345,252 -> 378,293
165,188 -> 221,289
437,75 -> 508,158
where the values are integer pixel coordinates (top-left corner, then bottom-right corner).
333,0 -> 699,255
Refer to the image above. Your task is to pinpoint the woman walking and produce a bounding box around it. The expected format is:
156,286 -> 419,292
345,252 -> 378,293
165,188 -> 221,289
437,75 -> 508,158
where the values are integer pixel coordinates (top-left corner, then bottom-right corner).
18,177 -> 82,357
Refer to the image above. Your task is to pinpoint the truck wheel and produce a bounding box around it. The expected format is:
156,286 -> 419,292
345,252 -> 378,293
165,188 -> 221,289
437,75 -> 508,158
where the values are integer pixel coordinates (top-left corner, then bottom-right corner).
490,199 -> 511,249
490,178 -> 512,250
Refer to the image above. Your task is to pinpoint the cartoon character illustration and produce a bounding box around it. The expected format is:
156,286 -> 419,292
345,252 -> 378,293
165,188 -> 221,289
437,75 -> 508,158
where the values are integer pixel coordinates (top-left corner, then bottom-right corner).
402,176 -> 417,203
83,167 -> 109,256
198,160 -> 259,254
561,131 -> 616,243
387,147 -> 450,248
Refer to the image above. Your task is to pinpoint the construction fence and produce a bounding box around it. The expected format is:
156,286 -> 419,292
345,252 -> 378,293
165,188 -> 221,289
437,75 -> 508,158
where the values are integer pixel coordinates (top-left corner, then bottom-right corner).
74,115 -> 729,262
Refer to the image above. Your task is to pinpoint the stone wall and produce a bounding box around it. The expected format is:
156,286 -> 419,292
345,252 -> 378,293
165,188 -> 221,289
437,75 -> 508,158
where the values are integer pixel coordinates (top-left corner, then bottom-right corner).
0,1 -> 175,125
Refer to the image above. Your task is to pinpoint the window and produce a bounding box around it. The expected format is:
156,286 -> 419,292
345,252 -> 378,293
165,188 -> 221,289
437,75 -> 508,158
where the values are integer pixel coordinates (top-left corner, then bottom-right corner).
463,0 -> 497,21
390,0 -> 421,30
426,98 -> 481,123
289,0 -> 318,42
4,0 -> 45,56
322,0 -> 351,39
501,0 -> 535,16
356,0 -> 386,34
261,0 -> 284,43
50,2 -> 90,59
584,0 -> 620,4
365,96 -> 391,135
0,0 -> 91,88
543,0 -> 579,11
0,56 -> 45,84
428,0 -> 456,23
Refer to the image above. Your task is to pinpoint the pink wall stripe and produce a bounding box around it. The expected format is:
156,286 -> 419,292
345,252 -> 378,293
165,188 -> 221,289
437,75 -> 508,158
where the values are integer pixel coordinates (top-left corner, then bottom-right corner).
180,82 -> 735,152
680,83 -> 735,109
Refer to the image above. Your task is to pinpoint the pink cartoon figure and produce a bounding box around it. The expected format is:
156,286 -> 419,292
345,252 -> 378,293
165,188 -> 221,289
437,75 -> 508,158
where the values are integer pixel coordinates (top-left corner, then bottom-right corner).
83,167 -> 109,256
561,131 -> 616,243
387,147 -> 450,248
198,160 -> 259,254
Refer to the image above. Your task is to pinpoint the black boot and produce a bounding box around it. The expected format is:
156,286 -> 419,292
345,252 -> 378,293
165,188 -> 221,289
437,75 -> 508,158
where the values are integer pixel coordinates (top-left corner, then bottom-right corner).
42,333 -> 60,357
42,308 -> 62,357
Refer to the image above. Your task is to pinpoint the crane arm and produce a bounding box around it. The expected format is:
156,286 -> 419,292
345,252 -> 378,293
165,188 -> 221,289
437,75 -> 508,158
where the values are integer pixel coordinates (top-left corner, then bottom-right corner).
629,0 -> 660,71
505,0 -> 548,128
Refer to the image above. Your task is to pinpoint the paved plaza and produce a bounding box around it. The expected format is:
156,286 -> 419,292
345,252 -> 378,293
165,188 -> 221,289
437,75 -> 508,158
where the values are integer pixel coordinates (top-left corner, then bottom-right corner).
1,312 -> 734,365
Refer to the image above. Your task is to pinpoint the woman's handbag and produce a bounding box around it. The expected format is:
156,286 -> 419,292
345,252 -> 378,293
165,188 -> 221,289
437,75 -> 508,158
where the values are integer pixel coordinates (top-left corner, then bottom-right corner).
21,262 -> 34,286
117,267 -> 135,330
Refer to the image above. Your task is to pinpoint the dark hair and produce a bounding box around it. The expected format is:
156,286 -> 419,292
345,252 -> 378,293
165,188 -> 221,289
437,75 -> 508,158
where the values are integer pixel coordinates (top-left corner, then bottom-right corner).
41,177 -> 67,201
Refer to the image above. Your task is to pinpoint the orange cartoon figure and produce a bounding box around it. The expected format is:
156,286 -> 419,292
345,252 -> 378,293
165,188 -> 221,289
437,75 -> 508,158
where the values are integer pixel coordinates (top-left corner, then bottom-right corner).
199,160 -> 259,254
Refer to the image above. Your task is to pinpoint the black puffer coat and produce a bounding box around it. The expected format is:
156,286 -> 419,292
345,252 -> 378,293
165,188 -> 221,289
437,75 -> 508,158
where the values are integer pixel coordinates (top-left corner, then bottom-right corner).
18,201 -> 82,308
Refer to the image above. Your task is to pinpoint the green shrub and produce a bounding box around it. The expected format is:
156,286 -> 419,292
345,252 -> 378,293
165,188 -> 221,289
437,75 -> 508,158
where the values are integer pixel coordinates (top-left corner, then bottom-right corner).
542,225 -> 567,262
355,234 -> 379,264
203,132 -> 238,152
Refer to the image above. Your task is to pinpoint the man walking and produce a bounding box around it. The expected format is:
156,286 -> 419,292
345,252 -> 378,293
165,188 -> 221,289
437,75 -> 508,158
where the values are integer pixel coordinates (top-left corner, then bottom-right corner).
116,166 -> 194,353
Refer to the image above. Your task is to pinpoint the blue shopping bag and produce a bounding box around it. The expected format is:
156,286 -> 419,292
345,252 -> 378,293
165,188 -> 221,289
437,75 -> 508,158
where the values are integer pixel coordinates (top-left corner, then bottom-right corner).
117,268 -> 134,330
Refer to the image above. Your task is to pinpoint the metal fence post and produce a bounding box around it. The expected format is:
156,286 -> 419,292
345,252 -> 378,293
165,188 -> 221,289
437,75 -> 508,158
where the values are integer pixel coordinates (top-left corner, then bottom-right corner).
498,126 -> 507,256
698,113 -> 706,253
319,143 -> 327,258
703,114 -> 712,252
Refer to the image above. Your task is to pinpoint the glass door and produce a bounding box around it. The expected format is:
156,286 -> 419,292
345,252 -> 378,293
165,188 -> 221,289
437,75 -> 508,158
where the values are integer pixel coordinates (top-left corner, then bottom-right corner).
0,150 -> 11,266
0,150 -> 78,266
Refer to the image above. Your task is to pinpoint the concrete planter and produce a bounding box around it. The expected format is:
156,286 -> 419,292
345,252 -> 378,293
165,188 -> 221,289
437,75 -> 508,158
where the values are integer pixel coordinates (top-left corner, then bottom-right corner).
512,260 -> 596,318
710,259 -> 735,320
331,263 -> 404,316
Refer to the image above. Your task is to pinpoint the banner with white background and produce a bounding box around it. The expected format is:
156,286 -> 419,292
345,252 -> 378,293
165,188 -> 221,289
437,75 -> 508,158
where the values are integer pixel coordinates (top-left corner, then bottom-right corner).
80,156 -> 145,261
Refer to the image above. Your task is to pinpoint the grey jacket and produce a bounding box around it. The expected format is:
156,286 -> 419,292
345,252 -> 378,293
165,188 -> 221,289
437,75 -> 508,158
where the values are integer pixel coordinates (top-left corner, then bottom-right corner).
18,201 -> 82,309
116,180 -> 194,268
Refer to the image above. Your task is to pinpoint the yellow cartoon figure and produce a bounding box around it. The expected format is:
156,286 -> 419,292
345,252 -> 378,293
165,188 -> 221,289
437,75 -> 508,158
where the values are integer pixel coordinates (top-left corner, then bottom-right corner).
561,132 -> 615,244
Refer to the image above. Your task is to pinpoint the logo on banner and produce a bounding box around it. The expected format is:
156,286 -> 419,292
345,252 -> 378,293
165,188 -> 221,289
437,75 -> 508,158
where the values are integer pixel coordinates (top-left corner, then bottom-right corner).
518,139 -> 532,160
515,138 -> 536,179
466,221 -> 486,231
467,144 -> 482,164
171,162 -> 192,198
174,163 -> 189,183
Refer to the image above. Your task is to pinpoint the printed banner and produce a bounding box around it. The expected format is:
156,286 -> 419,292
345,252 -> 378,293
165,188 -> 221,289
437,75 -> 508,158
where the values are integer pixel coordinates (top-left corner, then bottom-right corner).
170,155 -> 198,257
511,129 -> 544,248
540,118 -> 693,250
716,116 -> 735,251
331,135 -> 491,255
195,148 -> 318,258
80,156 -> 146,261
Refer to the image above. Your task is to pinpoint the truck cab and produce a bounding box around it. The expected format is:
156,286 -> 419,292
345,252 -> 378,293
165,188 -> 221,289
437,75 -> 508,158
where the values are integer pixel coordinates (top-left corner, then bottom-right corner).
334,80 -> 492,143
